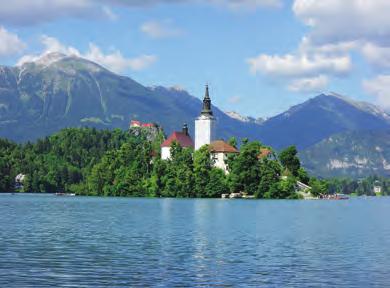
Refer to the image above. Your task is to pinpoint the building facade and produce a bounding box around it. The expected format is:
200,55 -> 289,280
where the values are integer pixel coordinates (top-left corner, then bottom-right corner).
209,140 -> 239,173
160,124 -> 194,160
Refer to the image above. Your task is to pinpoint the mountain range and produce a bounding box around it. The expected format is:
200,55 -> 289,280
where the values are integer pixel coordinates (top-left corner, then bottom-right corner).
300,130 -> 390,178
1,52 -> 390,177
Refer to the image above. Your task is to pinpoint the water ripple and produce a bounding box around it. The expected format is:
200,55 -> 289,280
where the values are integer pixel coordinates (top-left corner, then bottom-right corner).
1,195 -> 390,287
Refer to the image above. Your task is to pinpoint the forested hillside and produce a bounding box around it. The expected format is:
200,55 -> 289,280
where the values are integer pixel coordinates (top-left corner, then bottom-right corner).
0,127 -> 319,199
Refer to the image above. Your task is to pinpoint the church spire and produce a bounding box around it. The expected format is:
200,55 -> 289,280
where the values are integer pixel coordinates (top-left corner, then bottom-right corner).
201,84 -> 213,116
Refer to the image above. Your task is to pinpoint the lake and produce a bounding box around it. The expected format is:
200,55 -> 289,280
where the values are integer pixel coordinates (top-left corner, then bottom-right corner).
1,194 -> 390,287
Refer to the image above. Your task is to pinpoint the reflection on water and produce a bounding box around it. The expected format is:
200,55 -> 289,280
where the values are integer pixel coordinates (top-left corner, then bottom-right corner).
1,194 -> 390,287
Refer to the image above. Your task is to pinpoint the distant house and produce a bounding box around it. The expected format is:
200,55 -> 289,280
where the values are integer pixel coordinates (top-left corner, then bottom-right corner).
15,173 -> 26,190
130,120 -> 142,128
258,148 -> 273,160
130,120 -> 157,129
161,124 -> 194,160
373,180 -> 382,194
209,140 -> 239,173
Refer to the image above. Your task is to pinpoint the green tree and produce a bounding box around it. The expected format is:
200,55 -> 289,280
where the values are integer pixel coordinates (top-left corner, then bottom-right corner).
228,141 -> 261,195
256,159 -> 281,198
279,146 -> 301,177
193,145 -> 213,197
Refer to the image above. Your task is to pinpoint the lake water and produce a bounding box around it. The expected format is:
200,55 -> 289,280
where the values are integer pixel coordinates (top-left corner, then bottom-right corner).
1,194 -> 390,287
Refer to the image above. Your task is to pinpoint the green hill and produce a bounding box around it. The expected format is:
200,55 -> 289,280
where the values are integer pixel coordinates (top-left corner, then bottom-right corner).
300,130 -> 390,178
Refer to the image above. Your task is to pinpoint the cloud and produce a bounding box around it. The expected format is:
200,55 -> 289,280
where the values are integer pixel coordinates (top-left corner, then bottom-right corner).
293,0 -> 390,72
246,34 -> 352,93
0,0 -> 282,25
141,20 -> 182,39
0,0 -> 97,25
0,26 -> 26,56
85,44 -> 157,72
228,95 -> 242,104
361,43 -> 390,70
299,36 -> 357,55
288,75 -> 328,93
18,35 -> 157,73
363,75 -> 390,109
211,0 -> 282,10
112,0 -> 282,9
293,0 -> 390,45
246,0 -> 390,93
247,52 -> 351,78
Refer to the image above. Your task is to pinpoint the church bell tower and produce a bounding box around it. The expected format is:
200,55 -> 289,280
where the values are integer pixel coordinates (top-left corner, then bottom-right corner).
195,85 -> 216,150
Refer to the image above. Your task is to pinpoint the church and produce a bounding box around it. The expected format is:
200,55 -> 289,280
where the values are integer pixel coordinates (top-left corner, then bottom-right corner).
161,85 -> 238,173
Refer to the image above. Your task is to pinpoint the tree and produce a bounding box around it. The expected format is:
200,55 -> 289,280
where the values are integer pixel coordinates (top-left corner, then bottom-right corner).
256,159 -> 281,198
265,177 -> 297,199
193,145 -> 213,197
228,141 -> 261,195
297,167 -> 310,184
205,168 -> 228,198
279,146 -> 301,177
309,178 -> 328,197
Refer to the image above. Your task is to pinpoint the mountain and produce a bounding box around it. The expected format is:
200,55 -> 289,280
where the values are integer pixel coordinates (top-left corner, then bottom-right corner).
0,53 -> 263,142
225,111 -> 264,125
257,93 -> 390,150
300,130 -> 390,178
1,52 -> 390,162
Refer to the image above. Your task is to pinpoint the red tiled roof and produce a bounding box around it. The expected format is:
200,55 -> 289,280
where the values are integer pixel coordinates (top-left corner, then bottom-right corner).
161,132 -> 194,148
130,120 -> 141,127
258,148 -> 272,159
142,123 -> 155,128
209,140 -> 239,153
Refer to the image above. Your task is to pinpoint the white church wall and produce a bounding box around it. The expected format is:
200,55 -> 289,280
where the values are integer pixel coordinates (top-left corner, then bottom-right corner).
195,116 -> 216,150
161,147 -> 171,160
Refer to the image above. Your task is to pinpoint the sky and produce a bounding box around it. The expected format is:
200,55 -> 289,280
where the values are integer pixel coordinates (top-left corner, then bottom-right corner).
0,0 -> 390,118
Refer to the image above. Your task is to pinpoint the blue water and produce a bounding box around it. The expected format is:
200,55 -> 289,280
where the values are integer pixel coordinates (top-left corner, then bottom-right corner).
1,194 -> 390,287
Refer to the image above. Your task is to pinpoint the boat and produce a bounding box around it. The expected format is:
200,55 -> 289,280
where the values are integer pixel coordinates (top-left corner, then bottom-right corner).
334,194 -> 349,200
320,193 -> 349,200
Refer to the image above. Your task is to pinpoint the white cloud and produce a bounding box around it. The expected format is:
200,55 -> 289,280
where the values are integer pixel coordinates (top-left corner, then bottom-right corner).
361,43 -> 390,70
299,36 -> 357,55
85,44 -> 157,72
113,0 -> 282,9
363,75 -> 390,108
17,36 -> 157,73
41,35 -> 80,55
288,75 -> 328,93
246,33 -> 353,93
0,0 -> 282,25
246,0 -> 390,93
228,95 -> 242,104
293,0 -> 390,71
0,26 -> 26,56
141,20 -> 182,39
247,52 -> 351,78
0,0 -> 95,25
212,0 -> 282,10
293,0 -> 390,45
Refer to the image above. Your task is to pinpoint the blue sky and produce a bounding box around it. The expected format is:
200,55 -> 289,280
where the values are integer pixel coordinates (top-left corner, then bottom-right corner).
0,0 -> 389,118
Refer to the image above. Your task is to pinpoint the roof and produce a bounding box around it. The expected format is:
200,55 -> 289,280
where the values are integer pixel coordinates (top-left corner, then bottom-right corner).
130,120 -> 141,127
161,132 -> 194,148
258,148 -> 272,159
209,140 -> 239,153
142,123 -> 155,128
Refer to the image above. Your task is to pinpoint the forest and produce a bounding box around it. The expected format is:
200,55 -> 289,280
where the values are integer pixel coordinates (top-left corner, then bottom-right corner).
0,127 -> 385,198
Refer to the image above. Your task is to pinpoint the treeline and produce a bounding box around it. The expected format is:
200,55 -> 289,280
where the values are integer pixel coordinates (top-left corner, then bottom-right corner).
1,127 -> 326,198
327,176 -> 390,196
